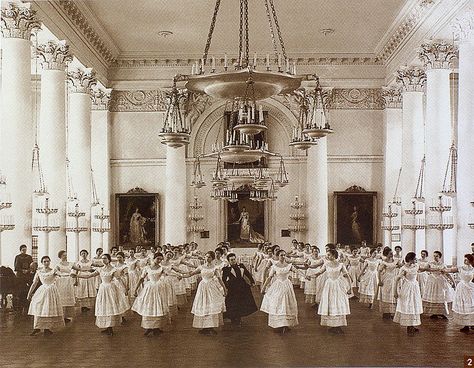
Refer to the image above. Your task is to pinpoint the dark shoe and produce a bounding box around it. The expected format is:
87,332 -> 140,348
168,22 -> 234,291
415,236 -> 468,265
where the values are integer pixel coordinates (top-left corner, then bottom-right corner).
429,315 -> 438,319
407,326 -> 415,336
144,329 -> 153,337
81,307 -> 89,313
413,327 -> 419,333
209,328 -> 217,335
121,317 -> 127,325
107,328 -> 113,336
382,313 -> 390,319
198,329 -> 208,335
101,329 -> 109,334
470,326 -> 474,330
439,314 -> 448,320
43,329 -> 53,336
336,327 -> 344,334
30,329 -> 40,336
328,327 -> 338,334
368,303 -> 373,309
273,327 -> 283,333
460,326 -> 470,334
64,318 -> 71,324
153,329 -> 163,336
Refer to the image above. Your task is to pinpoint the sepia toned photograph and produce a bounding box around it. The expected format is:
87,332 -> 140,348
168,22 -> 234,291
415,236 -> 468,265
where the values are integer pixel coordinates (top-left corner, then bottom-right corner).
0,0 -> 473,367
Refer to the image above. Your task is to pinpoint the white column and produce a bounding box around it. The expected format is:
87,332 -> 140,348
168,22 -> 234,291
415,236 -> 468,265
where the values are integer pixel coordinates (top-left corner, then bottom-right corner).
306,137 -> 328,251
418,41 -> 457,262
91,88 -> 112,253
0,3 -> 40,266
67,68 -> 96,259
36,40 -> 72,260
396,66 -> 426,254
453,13 -> 474,265
165,146 -> 187,244
382,87 -> 403,248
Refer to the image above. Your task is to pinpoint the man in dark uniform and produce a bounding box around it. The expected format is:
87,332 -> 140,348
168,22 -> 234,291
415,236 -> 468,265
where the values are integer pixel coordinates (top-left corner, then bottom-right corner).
222,253 -> 258,326
13,244 -> 33,313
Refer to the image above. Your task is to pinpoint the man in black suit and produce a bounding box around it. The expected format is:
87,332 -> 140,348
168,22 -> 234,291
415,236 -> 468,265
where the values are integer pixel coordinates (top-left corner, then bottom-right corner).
222,253 -> 258,326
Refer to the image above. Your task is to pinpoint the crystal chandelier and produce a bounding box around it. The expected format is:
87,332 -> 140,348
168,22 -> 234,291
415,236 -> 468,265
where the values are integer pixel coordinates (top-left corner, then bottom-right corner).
159,79 -> 190,148
188,196 -> 205,233
289,195 -> 306,232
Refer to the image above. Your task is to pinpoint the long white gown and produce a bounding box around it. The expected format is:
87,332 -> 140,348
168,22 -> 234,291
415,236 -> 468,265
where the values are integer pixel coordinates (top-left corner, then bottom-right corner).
191,265 -> 226,328
452,266 -> 474,326
422,262 -> 453,315
95,267 -> 130,328
132,266 -> 169,329
359,258 -> 380,304
74,259 -> 97,308
393,264 -> 423,327
318,262 -> 351,327
378,260 -> 399,314
55,262 -> 76,318
260,264 -> 298,328
28,269 -> 65,330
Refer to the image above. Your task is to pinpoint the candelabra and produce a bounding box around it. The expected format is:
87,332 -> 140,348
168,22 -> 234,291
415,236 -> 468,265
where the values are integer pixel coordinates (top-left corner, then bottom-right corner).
289,195 -> 306,233
381,204 -> 399,230
427,195 -> 454,230
0,174 -> 14,263
187,196 -> 204,241
33,197 -> 60,257
402,200 -> 426,230
66,203 -> 88,259
92,207 -> 110,251
468,202 -> 474,229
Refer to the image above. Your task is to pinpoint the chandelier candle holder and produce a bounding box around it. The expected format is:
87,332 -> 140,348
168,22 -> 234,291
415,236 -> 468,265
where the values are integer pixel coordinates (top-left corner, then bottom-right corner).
0,215 -> 15,265
402,217 -> 426,230
159,79 -> 190,148
33,197 -> 60,258
66,203 -> 88,259
468,202 -> 474,229
191,157 -> 206,189
302,80 -> 333,139
92,207 -> 111,251
250,189 -> 268,202
210,155 -> 228,188
289,195 -> 306,233
440,142 -> 457,197
402,200 -> 425,230
381,204 -> 399,232
290,125 -> 317,151
427,196 -> 454,230
187,196 -> 205,239
0,174 -> 12,210
429,196 -> 452,212
275,157 -> 289,187
427,215 -> 454,230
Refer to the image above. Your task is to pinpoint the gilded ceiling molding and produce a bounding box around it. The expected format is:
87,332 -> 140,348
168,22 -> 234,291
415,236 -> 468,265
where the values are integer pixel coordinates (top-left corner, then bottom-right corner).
377,0 -> 437,63
110,56 -> 382,68
417,40 -> 458,69
91,87 -> 112,111
326,88 -> 385,110
56,0 -> 116,63
1,2 -> 41,39
381,87 -> 402,109
36,40 -> 73,71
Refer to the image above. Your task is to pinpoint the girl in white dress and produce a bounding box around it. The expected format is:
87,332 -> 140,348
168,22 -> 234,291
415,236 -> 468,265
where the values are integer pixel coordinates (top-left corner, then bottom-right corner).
443,254 -> 474,333
378,247 -> 401,319
312,249 -> 351,334
76,254 -> 130,335
358,248 -> 380,307
183,251 -> 227,335
92,248 -> 104,293
74,249 -> 97,312
255,247 -> 272,289
126,249 -> 141,304
302,246 -> 324,305
422,251 -> 455,319
260,250 -> 304,334
346,247 -> 363,296
55,250 -> 80,322
162,251 -> 190,306
27,256 -> 65,336
417,250 -> 430,298
132,252 -> 170,336
393,252 -> 423,336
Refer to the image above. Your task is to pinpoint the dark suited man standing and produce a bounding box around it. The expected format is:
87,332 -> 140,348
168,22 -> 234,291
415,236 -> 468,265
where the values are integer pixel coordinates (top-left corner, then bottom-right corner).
14,244 -> 33,312
222,253 -> 258,326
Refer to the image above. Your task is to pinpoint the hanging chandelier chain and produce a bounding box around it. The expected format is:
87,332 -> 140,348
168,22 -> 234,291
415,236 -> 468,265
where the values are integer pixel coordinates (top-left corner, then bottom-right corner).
244,0 -> 249,66
264,0 -> 279,58
203,0 -> 221,64
238,0 -> 244,66
268,0 -> 287,60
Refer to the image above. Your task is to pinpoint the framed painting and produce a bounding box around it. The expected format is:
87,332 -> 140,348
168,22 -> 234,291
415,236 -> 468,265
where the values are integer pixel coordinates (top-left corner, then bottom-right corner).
333,185 -> 377,246
227,185 -> 266,248
115,187 -> 159,249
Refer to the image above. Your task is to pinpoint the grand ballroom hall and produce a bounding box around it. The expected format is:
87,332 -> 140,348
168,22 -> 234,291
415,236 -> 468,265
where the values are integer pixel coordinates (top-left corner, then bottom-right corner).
0,0 -> 474,367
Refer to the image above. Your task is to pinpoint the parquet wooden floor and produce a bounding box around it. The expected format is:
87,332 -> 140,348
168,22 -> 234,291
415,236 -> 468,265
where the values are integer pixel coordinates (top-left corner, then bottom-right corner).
0,287 -> 472,368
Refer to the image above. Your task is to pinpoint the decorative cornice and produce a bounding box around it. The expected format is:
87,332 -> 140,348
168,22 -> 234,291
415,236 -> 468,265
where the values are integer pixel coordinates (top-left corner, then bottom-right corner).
377,0 -> 437,63
452,10 -> 474,42
109,90 -> 167,112
1,2 -> 41,40
67,67 -> 97,94
56,0 -> 116,63
36,40 -> 72,71
395,66 -> 426,92
326,88 -> 385,110
110,55 -> 382,69
417,40 -> 457,69
382,87 -> 402,109
91,87 -> 112,110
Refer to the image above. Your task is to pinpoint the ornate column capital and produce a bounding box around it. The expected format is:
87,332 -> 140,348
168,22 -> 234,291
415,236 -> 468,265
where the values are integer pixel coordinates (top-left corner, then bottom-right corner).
91,87 -> 112,110
67,67 -> 97,94
395,66 -> 426,93
1,2 -> 41,40
382,87 -> 402,109
36,40 -> 73,71
452,10 -> 474,43
417,40 -> 457,70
